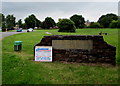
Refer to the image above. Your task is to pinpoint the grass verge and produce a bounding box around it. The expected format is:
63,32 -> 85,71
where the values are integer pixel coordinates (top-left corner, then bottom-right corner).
2,28 -> 119,84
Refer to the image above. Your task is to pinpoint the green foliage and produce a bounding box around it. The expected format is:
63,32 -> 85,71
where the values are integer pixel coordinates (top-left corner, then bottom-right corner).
16,19 -> 23,28
0,13 -> 6,31
0,13 -> 5,23
6,14 -> 16,29
22,23 -> 27,29
41,17 -> 56,29
109,20 -> 118,28
57,19 -> 76,32
2,22 -> 6,31
0,13 -> 4,27
116,20 -> 120,28
2,29 -> 119,84
98,13 -> 118,28
89,22 -> 102,28
24,14 -> 41,28
70,14 -> 85,28
109,20 -> 120,28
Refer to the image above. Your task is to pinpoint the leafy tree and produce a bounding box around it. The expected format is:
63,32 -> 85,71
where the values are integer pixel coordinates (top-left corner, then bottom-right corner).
89,22 -> 102,28
41,17 -> 56,29
0,14 -> 2,27
58,18 -> 62,22
109,20 -> 120,28
2,22 -> 6,31
35,19 -> 41,27
109,20 -> 118,28
41,21 -> 46,29
16,19 -> 23,28
6,14 -> 16,29
70,14 -> 85,28
0,13 -> 5,25
24,14 -> 41,28
22,23 -> 27,29
98,13 -> 118,28
117,20 -> 120,28
57,19 -> 76,32
0,13 -> 6,31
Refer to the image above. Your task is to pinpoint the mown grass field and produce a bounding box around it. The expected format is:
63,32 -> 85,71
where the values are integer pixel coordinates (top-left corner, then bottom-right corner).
2,28 -> 119,84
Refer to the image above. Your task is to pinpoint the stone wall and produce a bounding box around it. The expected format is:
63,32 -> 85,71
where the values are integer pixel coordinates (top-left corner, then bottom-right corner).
34,35 -> 116,65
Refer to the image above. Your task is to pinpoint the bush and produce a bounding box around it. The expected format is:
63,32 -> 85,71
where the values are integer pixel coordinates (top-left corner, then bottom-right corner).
89,22 -> 102,28
109,20 -> 118,28
57,19 -> 76,32
117,20 -> 120,28
109,20 -> 120,28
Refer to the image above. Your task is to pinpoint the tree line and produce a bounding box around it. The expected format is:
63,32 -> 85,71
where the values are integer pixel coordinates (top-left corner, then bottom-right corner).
0,13 -> 120,31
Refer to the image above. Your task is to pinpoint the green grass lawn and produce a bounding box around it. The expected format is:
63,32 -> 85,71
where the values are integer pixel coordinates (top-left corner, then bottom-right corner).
2,28 -> 119,84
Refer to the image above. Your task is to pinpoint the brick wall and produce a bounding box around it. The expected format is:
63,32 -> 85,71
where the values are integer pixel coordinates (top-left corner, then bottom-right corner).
34,35 -> 116,65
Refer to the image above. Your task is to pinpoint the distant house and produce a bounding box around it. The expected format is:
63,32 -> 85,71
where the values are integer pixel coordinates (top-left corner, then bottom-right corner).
14,25 -> 19,30
85,20 -> 91,27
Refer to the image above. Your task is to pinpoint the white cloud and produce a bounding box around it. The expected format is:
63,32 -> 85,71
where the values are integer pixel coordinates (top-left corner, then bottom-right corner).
2,2 -> 118,23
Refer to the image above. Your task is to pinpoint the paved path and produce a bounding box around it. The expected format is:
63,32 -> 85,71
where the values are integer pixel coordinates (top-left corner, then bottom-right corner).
0,30 -> 27,40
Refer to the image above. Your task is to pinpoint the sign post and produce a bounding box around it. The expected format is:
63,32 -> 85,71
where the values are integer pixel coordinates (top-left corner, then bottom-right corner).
35,46 -> 52,62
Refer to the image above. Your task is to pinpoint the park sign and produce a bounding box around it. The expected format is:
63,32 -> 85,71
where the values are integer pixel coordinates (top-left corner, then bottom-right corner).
35,46 -> 52,62
34,35 -> 116,65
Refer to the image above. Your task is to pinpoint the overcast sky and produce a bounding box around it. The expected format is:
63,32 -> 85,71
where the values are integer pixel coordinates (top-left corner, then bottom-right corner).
1,1 -> 119,23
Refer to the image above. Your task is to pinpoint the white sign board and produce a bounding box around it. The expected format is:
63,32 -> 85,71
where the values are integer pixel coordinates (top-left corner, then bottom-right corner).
35,46 -> 52,62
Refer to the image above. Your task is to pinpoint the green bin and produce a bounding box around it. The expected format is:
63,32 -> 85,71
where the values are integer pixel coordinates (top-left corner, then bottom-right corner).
14,41 -> 22,51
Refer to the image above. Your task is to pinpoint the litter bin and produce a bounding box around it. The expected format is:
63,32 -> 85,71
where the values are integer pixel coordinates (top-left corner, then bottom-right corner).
14,41 -> 22,51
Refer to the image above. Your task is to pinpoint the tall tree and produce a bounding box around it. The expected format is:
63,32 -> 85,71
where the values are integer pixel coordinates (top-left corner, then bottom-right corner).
24,14 -> 41,28
17,19 -> 22,28
57,18 -> 76,32
70,14 -> 85,28
6,14 -> 16,29
41,21 -> 46,29
0,13 -> 5,23
0,13 -> 6,31
98,13 -> 118,28
41,17 -> 56,29
35,19 -> 41,27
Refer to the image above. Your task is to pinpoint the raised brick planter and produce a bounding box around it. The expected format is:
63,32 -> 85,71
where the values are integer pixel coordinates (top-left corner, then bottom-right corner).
34,35 -> 116,65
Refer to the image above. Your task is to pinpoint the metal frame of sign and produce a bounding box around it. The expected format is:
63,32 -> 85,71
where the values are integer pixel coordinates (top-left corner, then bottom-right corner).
35,46 -> 52,62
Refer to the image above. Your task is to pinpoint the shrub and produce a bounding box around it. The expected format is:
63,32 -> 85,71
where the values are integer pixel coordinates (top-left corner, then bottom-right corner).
57,19 -> 76,32
117,20 -> 120,28
109,20 -> 120,28
109,20 -> 118,28
89,22 -> 102,28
